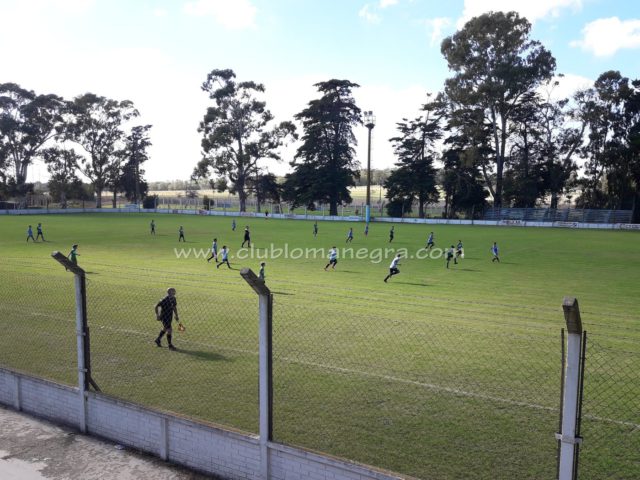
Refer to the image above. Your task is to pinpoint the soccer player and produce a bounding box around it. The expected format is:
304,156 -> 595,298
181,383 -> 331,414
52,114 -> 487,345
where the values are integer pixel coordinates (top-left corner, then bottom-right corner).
232,219 -> 236,231
455,240 -> 464,260
313,221 -> 318,238
425,231 -> 435,250
364,224 -> 369,237
446,245 -> 456,268
26,225 -> 35,242
242,226 -> 251,248
178,226 -> 185,242
346,227 -> 354,243
150,220 -> 156,235
36,223 -> 45,241
216,246 -> 231,269
324,246 -> 338,270
258,262 -> 266,281
206,238 -> 218,262
384,254 -> 402,282
154,287 -> 179,351
68,244 -> 79,266
492,242 -> 500,262
389,226 -> 395,243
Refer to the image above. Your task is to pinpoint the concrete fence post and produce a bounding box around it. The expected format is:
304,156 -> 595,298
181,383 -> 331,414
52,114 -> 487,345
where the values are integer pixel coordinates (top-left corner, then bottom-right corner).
240,268 -> 273,479
557,297 -> 584,480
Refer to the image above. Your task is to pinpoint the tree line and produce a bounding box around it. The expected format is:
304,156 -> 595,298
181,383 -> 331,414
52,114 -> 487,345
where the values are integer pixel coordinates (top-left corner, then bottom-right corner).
0,86 -> 151,208
2,11 -> 639,220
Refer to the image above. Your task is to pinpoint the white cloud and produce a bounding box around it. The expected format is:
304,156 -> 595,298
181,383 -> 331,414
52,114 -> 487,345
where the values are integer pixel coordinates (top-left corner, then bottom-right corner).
457,0 -> 582,28
538,74 -> 593,102
153,8 -> 168,17
359,4 -> 381,24
379,0 -> 399,8
571,17 -> 640,57
184,0 -> 257,29
423,17 -> 452,47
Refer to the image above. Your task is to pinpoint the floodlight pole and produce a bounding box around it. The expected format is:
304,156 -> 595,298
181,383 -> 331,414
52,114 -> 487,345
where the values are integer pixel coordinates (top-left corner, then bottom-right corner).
240,268 -> 273,479
364,111 -> 375,224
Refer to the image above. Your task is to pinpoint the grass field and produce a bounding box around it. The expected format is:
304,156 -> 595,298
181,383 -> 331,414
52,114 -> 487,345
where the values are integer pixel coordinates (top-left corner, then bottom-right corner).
0,213 -> 638,479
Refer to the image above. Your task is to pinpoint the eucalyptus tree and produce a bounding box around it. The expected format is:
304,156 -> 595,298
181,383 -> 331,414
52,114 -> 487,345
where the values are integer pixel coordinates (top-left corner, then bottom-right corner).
441,11 -> 556,207
65,93 -> 139,208
194,69 -> 296,212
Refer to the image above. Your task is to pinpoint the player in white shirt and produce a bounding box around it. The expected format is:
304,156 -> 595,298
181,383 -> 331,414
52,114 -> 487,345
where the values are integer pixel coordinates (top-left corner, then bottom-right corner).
324,247 -> 338,270
384,254 -> 402,283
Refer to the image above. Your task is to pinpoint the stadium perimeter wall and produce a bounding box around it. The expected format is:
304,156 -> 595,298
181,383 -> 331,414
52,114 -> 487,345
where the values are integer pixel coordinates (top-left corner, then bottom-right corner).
0,367 -> 403,480
1,207 -> 639,230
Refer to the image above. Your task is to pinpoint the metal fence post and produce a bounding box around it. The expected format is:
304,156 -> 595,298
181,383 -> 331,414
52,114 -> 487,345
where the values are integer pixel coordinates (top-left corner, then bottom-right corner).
240,268 -> 273,480
557,297 -> 584,480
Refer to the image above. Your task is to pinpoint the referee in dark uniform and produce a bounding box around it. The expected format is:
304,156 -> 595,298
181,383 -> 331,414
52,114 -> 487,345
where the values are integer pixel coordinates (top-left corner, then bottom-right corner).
154,288 -> 179,350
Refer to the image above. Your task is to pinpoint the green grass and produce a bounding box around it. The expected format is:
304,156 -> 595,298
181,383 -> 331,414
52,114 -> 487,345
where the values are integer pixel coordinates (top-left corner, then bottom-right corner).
0,214 -> 638,479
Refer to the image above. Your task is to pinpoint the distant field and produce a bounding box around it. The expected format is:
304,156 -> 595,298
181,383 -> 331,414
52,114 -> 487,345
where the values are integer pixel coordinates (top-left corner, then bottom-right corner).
150,185 -> 387,202
0,214 -> 638,479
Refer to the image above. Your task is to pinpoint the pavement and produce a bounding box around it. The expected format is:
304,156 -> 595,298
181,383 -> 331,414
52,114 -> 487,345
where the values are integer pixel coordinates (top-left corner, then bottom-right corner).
0,405 -> 215,479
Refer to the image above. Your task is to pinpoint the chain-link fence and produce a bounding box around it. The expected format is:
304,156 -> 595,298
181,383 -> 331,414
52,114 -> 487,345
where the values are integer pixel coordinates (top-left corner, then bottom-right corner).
579,334 -> 640,480
272,295 -> 561,479
85,267 -> 260,433
1,257 -> 639,479
0,259 -> 76,385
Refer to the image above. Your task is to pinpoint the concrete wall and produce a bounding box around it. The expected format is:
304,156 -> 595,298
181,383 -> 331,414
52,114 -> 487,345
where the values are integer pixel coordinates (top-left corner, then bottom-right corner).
0,368 -> 403,480
1,207 -> 638,231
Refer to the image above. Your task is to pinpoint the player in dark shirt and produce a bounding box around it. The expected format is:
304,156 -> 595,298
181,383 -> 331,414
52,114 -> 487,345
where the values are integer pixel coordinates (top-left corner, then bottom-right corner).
242,226 -> 251,248
36,223 -> 45,241
154,288 -> 179,350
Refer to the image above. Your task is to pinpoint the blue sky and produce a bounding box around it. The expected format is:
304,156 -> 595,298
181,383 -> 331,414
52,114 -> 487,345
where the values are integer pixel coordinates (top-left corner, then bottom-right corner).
1,0 -> 639,182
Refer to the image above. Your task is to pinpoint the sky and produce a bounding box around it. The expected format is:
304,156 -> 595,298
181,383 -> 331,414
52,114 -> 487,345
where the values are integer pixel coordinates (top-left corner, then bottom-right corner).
1,0 -> 639,183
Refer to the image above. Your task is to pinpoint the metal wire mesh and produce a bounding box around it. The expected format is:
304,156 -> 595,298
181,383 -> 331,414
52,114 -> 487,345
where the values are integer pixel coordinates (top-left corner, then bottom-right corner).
579,334 -> 640,480
0,260 -> 77,385
271,295 -> 561,480
84,269 -> 259,433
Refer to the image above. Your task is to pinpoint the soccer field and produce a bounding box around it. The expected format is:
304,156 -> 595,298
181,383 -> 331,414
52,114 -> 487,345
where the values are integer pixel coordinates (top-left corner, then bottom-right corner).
0,214 -> 638,479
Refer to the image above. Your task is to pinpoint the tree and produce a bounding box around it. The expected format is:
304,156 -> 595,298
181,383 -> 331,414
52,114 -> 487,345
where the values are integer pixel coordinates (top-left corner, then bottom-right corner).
194,69 -> 296,212
41,147 -> 82,208
0,83 -> 65,195
247,172 -> 281,212
65,93 -> 139,208
120,125 -> 152,203
283,79 -> 361,215
384,95 -> 444,218
441,11 -> 556,208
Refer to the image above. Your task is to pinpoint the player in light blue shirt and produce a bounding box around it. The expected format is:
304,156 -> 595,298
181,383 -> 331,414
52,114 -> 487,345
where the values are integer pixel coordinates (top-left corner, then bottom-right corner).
216,246 -> 231,269
384,254 -> 402,282
426,232 -> 434,250
206,238 -> 218,262
491,242 -> 500,262
346,228 -> 354,243
26,225 -> 35,242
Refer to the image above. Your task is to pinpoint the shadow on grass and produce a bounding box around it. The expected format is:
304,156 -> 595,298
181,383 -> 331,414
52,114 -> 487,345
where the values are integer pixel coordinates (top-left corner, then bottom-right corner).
177,349 -> 229,362
395,281 -> 429,287
272,291 -> 294,296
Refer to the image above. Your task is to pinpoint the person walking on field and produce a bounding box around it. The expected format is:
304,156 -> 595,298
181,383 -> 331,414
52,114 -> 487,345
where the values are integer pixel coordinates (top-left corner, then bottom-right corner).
150,220 -> 156,235
26,225 -> 35,242
68,244 -> 80,266
242,226 -> 251,248
492,242 -> 500,262
389,226 -> 395,243
232,219 -> 236,231
178,226 -> 185,242
258,262 -> 266,281
154,288 -> 179,351
313,221 -> 318,238
216,246 -> 231,269
446,245 -> 456,268
384,254 -> 402,283
206,238 -> 218,262
36,223 -> 45,241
